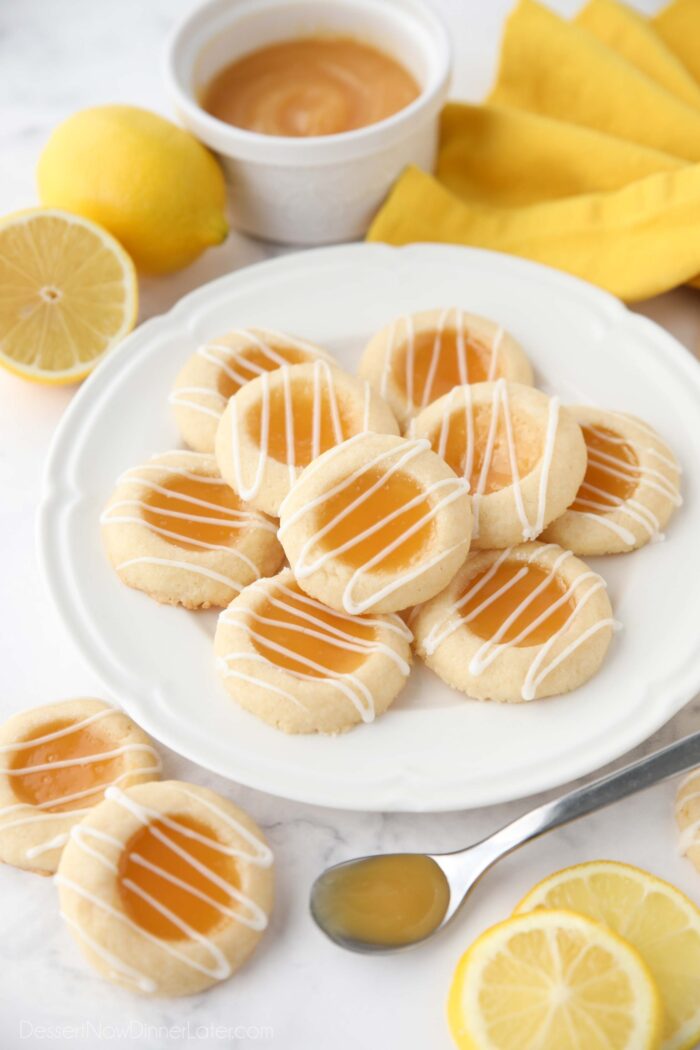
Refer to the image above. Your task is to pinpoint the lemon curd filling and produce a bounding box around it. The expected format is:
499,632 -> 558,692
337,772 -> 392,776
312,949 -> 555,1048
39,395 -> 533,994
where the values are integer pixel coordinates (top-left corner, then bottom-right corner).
142,474 -> 243,551
251,581 -> 374,676
571,425 -> 639,512
245,380 -> 355,468
432,405 -> 541,491
316,468 -> 435,573
393,328 -> 495,405
462,562 -> 574,645
118,814 -> 240,939
215,344 -> 308,401
202,37 -> 420,137
10,720 -> 122,813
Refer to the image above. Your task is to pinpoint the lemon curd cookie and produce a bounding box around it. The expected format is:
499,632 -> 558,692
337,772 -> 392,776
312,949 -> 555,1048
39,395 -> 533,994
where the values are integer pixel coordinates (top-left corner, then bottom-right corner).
676,770 -> 700,874
215,569 -> 413,734
170,327 -> 333,454
413,542 -> 616,702
541,407 -> 682,555
411,380 -> 586,550
56,780 -> 274,997
215,359 -> 399,516
102,450 -> 284,609
278,432 -> 471,615
0,699 -> 160,875
358,308 -> 534,429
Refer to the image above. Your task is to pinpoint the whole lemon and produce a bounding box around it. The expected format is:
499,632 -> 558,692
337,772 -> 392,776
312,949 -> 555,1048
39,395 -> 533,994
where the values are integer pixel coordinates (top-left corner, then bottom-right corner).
37,105 -> 228,274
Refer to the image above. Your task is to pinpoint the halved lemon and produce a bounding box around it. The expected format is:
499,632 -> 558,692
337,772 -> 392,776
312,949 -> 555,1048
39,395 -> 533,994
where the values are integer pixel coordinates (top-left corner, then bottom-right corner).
515,861 -> 700,1050
0,208 -> 137,384
447,909 -> 662,1050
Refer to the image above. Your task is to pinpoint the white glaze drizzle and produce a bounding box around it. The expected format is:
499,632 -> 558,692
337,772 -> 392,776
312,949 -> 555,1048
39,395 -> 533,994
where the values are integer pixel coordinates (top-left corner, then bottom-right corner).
379,310 -> 505,410
169,329 -> 327,421
60,909 -> 156,993
101,457 -> 275,592
228,359 -> 370,502
422,308 -> 459,407
568,421 -> 682,544
218,578 -> 411,722
422,546 -> 619,701
0,707 -> 161,861
55,785 -> 272,993
379,316 -> 406,400
606,411 -> 683,470
432,380 -> 559,542
278,435 -> 470,614
488,325 -> 504,381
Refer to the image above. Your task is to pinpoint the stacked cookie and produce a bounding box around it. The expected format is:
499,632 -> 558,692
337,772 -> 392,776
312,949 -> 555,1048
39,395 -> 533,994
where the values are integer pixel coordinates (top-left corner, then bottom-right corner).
102,311 -> 682,731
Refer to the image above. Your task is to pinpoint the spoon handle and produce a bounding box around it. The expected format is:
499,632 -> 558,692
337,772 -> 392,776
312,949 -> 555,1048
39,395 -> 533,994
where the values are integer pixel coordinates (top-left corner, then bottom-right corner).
487,729 -> 700,858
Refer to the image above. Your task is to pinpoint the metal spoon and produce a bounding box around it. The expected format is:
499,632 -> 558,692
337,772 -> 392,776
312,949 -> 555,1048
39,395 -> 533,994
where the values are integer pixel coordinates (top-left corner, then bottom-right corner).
311,729 -> 700,953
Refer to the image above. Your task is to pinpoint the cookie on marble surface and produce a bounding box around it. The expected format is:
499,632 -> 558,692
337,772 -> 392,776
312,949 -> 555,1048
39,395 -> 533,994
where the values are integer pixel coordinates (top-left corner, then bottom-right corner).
411,380 -> 586,549
541,407 -> 682,555
215,569 -> 412,734
215,360 -> 399,517
57,780 -> 274,997
278,432 -> 471,615
170,327 -> 333,454
676,770 -> 700,876
0,699 -> 160,875
413,542 -> 616,702
358,307 -> 534,429
101,450 -> 283,609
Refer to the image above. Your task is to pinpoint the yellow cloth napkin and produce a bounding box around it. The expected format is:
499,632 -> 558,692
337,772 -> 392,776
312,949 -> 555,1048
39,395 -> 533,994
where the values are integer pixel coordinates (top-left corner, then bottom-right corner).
577,0 -> 700,108
654,0 -> 700,83
437,103 -> 682,207
367,0 -> 700,301
490,0 -> 700,157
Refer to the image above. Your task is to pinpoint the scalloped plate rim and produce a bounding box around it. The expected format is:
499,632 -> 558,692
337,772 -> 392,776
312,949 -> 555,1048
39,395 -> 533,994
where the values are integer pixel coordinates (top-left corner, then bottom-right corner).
36,242 -> 700,812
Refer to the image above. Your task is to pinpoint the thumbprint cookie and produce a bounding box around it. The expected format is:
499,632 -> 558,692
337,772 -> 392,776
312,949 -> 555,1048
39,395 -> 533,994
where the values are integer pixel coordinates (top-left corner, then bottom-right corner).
215,360 -> 399,516
56,780 -> 274,997
358,307 -> 534,429
541,407 -> 682,554
278,432 -> 472,615
677,771 -> 700,876
102,450 -> 284,609
0,699 -> 160,875
411,381 -> 586,549
413,542 -> 617,702
170,327 -> 333,454
214,569 -> 413,734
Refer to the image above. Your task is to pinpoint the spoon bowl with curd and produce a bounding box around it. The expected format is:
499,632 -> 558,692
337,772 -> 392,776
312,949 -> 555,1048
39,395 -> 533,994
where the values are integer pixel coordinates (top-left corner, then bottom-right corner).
311,729 -> 700,952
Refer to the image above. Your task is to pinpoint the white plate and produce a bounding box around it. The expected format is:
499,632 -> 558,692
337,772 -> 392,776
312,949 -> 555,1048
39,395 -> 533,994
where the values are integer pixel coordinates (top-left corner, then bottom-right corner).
38,244 -> 700,812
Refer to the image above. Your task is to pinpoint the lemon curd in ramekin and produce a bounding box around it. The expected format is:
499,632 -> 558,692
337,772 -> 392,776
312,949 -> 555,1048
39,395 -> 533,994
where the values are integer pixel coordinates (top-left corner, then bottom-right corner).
201,36 -> 420,138
164,0 -> 451,244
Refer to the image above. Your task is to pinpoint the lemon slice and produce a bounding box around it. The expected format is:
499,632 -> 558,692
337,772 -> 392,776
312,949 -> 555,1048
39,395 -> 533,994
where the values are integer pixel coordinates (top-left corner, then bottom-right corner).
447,909 -> 662,1050
515,861 -> 700,1050
0,208 -> 137,384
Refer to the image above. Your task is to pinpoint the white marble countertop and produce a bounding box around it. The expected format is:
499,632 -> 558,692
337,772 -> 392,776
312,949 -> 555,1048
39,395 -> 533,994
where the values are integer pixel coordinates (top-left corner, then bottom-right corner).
2,1 -> 700,1047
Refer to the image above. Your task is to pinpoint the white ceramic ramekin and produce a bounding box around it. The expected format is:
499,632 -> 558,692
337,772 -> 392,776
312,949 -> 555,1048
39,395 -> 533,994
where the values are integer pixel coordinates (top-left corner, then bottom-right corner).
164,0 -> 451,245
